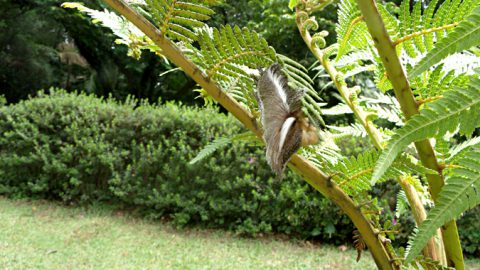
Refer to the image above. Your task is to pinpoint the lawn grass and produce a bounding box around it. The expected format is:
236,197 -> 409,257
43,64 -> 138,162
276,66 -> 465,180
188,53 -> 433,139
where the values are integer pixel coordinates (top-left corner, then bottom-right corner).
0,197 -> 479,270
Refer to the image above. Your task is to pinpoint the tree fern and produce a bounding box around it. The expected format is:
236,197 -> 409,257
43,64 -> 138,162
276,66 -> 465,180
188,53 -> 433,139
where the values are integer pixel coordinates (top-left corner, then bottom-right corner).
302,139 -> 344,168
372,76 -> 480,184
409,5 -> 480,78
395,190 -> 409,218
405,148 -> 480,263
327,123 -> 368,139
361,92 -> 404,126
321,103 -> 353,116
145,0 -> 215,43
398,0 -> 417,58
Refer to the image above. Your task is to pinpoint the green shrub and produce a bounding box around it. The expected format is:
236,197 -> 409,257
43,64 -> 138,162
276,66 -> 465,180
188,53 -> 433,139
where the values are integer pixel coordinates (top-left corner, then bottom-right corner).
0,90 -> 352,242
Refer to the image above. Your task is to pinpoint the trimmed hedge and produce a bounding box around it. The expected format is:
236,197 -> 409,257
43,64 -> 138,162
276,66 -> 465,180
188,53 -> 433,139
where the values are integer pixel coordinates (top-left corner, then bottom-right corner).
0,90 -> 478,255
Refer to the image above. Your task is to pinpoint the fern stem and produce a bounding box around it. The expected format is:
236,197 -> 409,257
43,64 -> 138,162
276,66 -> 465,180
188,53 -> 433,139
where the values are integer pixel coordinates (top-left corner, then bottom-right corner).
299,28 -> 384,149
356,1 -> 463,268
296,5 -> 398,270
393,23 -> 459,47
102,1 -> 397,270
417,95 -> 443,106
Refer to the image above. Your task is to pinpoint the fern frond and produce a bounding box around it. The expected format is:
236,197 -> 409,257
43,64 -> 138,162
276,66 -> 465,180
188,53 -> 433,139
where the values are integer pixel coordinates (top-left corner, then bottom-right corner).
412,64 -> 471,99
372,51 -> 393,92
278,54 -> 314,92
321,103 -> 353,116
189,25 -> 276,109
327,123 -> 368,139
189,137 -> 231,164
395,0 -> 478,59
189,132 -> 259,164
395,190 -> 409,218
409,5 -> 480,78
195,25 -> 276,78
372,77 -> 480,184
62,2 -> 161,59
405,148 -> 480,263
328,150 -> 435,195
334,50 -> 373,68
361,92 -> 404,126
447,136 -> 480,162
335,0 -> 369,59
145,0 -> 214,43
302,135 -> 344,167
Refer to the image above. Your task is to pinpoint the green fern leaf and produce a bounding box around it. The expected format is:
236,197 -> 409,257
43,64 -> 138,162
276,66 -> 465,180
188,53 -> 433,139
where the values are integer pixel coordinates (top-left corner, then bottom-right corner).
188,25 -> 276,109
145,0 -> 215,43
372,77 -> 480,184
422,0 -> 440,50
399,0 -> 417,58
335,0 -> 369,60
194,25 -> 276,80
322,104 -> 353,116
189,137 -> 231,164
395,190 -> 409,218
189,132 -> 259,164
62,2 -> 160,59
448,136 -> 480,162
327,123 -> 368,138
329,150 -> 435,195
409,5 -> 480,78
405,148 -> 480,263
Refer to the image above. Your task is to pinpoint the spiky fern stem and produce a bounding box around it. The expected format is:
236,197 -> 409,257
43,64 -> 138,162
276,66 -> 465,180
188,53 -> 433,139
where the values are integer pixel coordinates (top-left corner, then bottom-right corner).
355,0 -> 463,268
295,1 -> 435,267
101,1 -> 396,270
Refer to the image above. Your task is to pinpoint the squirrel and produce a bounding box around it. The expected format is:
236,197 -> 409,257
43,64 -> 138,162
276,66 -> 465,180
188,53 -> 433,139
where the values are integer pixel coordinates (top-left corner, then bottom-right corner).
255,63 -> 319,175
